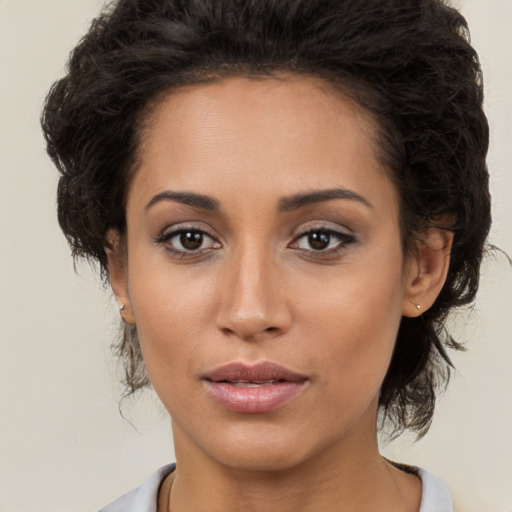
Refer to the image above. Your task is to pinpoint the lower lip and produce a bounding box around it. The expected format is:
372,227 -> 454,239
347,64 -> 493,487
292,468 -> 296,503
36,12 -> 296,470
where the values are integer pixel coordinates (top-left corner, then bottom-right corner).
204,380 -> 307,413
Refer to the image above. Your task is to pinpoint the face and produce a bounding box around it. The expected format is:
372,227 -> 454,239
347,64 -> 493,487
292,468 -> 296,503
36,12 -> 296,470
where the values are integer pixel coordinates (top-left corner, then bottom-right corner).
112,75 -> 420,472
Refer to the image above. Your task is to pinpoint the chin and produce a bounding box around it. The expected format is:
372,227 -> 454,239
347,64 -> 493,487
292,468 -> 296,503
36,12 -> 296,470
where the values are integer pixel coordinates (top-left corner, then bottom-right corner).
198,424 -> 326,474
213,446 -> 311,473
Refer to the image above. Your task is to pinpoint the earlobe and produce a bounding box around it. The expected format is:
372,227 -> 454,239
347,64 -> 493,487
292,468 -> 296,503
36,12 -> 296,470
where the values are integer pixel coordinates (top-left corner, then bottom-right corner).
402,228 -> 453,318
106,229 -> 136,325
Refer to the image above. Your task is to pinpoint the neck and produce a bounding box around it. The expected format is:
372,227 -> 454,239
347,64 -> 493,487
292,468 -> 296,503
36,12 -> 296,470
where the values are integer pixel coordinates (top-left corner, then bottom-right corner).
167,415 -> 421,512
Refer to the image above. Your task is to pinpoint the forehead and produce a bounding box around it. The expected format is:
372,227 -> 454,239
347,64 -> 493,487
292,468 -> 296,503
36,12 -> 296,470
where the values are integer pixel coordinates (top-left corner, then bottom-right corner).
130,74 -> 396,214
139,74 -> 379,159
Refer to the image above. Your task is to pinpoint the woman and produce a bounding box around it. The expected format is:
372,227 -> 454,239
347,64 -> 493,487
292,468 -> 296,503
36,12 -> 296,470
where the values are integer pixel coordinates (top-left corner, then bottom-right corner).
41,0 -> 490,510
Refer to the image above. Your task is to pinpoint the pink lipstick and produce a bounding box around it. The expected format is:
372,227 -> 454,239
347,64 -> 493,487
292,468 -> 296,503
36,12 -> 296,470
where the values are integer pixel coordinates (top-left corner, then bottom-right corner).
202,361 -> 308,413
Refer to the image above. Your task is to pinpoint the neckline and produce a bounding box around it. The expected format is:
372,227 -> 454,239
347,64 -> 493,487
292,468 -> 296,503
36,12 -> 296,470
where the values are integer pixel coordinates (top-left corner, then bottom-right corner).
156,460 -> 423,512
157,471 -> 176,512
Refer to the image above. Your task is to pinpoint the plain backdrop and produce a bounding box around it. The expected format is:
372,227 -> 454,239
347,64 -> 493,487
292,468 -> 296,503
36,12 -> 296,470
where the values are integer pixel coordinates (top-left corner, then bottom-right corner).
0,1 -> 511,511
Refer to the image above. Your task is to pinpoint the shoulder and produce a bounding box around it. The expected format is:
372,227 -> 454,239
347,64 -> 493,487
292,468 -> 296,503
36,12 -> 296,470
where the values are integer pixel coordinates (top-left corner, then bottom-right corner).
417,467 -> 455,512
389,459 -> 454,512
97,463 -> 176,512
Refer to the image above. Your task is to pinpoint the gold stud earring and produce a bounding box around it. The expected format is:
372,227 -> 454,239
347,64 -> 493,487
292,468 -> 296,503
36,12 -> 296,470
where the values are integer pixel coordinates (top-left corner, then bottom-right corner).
416,304 -> 421,311
119,304 -> 126,311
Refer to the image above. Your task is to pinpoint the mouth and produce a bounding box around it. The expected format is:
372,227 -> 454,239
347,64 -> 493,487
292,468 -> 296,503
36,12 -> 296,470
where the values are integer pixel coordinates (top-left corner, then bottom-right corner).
220,379 -> 287,387
202,361 -> 308,413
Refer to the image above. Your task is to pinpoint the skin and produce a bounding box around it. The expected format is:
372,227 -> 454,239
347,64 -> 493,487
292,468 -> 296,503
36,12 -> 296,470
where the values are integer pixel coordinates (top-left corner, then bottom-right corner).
108,74 -> 452,512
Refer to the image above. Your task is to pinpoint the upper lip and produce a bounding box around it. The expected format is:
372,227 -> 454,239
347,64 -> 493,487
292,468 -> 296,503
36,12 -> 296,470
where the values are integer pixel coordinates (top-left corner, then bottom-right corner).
203,361 -> 307,383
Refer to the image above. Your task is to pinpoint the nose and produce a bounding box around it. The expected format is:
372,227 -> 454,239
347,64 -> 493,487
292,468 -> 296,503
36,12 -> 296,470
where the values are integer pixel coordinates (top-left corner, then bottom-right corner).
216,244 -> 292,342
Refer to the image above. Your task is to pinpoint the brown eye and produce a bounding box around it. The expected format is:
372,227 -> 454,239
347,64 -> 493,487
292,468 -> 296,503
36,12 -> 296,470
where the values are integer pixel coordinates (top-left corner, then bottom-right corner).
307,231 -> 331,250
156,226 -> 221,255
180,231 -> 203,250
291,227 -> 356,256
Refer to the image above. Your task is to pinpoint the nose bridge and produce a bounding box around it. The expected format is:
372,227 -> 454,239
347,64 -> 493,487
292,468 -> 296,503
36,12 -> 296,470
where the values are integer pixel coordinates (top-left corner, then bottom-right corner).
217,237 -> 289,340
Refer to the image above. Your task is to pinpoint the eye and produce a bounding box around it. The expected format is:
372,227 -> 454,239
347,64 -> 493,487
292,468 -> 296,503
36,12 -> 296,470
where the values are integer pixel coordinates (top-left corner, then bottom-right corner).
155,226 -> 221,255
291,228 -> 355,255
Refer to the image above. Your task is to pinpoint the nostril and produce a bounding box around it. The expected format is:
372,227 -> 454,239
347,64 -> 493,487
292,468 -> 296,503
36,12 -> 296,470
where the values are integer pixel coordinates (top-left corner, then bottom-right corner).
220,324 -> 281,342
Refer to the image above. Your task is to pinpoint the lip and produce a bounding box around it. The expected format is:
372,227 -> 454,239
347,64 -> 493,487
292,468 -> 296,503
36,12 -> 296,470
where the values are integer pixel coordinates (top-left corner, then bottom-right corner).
202,361 -> 308,413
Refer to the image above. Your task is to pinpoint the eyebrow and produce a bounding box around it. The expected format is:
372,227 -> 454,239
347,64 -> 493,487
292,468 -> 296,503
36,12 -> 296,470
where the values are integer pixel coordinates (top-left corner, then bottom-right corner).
145,191 -> 220,212
278,188 -> 373,212
145,187 -> 372,213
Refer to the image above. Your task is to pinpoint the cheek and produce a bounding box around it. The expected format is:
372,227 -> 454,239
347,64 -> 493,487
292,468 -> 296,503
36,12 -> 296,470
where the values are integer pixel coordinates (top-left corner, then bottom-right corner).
295,247 -> 405,395
126,258 -> 217,385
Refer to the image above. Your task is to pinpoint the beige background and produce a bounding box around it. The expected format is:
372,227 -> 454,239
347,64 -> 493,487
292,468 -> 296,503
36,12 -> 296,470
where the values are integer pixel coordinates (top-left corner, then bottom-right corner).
0,1 -> 510,510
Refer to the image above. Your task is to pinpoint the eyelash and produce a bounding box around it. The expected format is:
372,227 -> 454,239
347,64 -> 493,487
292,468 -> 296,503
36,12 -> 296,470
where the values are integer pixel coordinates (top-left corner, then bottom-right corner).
154,225 -> 220,259
154,225 -> 356,260
290,227 -> 356,259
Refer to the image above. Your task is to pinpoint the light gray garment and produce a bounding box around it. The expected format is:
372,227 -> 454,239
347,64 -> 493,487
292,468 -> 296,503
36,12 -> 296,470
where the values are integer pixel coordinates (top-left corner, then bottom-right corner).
417,467 -> 455,512
98,463 -> 455,512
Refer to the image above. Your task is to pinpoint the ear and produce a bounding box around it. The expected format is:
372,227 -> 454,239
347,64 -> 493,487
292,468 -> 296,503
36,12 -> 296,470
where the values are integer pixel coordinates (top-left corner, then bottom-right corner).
106,229 -> 136,325
402,228 -> 453,318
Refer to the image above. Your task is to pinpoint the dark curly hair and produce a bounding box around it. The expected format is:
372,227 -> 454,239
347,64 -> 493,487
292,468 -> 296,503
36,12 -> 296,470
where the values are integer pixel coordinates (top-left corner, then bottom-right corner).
41,0 -> 490,438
